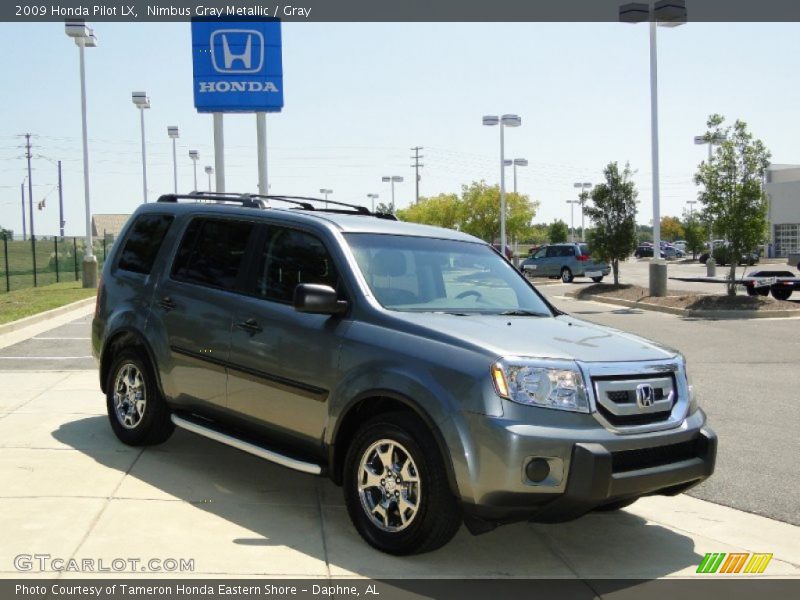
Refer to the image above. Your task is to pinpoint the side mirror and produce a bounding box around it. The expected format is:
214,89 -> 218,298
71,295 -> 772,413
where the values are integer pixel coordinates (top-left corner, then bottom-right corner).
293,284 -> 348,316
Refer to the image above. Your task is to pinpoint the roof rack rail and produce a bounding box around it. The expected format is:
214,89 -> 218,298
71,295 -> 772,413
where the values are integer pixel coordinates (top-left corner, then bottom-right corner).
156,191 -> 398,220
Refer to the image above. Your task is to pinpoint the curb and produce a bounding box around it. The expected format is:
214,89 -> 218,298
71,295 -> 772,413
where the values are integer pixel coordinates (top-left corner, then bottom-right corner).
567,292 -> 800,319
0,297 -> 96,336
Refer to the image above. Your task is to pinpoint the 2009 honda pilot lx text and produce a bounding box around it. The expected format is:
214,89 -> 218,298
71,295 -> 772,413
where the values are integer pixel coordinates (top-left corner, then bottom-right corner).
92,193 -> 716,555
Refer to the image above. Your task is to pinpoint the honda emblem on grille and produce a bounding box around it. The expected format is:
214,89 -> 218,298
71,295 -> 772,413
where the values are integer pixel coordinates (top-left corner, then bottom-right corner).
635,383 -> 655,408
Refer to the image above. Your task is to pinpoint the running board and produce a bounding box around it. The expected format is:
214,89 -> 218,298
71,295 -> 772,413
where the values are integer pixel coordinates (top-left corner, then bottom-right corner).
170,414 -> 322,476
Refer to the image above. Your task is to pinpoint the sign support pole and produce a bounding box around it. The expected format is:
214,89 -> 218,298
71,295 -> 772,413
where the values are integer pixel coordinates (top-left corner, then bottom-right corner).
256,112 -> 268,196
213,113 -> 225,193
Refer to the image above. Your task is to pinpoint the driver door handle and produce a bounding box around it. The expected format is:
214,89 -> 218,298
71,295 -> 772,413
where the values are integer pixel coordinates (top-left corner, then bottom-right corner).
235,318 -> 263,334
158,296 -> 177,311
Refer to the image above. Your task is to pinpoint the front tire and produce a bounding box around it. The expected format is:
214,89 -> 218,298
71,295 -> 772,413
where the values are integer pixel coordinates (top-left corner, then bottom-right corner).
561,267 -> 574,283
106,350 -> 174,446
591,276 -> 604,283
343,413 -> 462,555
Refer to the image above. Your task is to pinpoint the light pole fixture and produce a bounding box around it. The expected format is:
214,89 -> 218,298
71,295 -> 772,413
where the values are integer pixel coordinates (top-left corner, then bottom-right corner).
65,20 -> 98,288
567,200 -> 581,242
367,193 -> 379,213
573,182 -> 592,241
189,150 -> 199,191
505,158 -> 528,195
319,188 -> 333,209
167,126 -> 179,194
381,176 -> 404,212
483,114 -> 522,253
620,0 -> 686,296
204,165 -> 214,192
686,199 -> 697,219
131,91 -> 150,204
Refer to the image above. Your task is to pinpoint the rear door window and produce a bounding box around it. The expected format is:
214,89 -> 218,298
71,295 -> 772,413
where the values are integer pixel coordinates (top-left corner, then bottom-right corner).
117,214 -> 174,275
171,218 -> 255,291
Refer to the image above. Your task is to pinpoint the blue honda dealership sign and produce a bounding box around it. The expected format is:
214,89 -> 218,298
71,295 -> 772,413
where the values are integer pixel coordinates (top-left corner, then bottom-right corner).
191,19 -> 284,113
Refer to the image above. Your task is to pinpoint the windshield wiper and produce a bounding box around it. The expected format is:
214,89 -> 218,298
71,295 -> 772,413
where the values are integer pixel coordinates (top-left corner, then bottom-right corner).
498,309 -> 548,317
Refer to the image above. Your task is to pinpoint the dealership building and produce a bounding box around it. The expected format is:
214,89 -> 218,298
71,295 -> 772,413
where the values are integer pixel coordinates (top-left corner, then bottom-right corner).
766,164 -> 800,257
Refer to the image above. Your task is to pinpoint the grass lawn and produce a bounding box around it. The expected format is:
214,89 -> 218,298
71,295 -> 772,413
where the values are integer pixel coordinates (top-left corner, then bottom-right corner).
0,281 -> 96,325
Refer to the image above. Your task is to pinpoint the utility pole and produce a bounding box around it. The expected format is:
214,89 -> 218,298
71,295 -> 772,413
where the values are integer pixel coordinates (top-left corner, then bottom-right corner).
20,181 -> 26,241
410,146 -> 424,204
24,133 -> 37,286
58,160 -> 65,237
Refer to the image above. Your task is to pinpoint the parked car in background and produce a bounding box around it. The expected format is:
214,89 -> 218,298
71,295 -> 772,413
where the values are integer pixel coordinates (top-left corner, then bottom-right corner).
520,243 -> 610,282
672,240 -> 687,253
662,245 -> 684,259
492,243 -> 513,260
698,244 -> 758,266
634,245 -> 666,259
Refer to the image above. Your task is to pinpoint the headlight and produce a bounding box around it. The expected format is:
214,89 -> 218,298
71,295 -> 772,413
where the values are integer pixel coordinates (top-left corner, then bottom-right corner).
491,358 -> 590,413
678,354 -> 698,413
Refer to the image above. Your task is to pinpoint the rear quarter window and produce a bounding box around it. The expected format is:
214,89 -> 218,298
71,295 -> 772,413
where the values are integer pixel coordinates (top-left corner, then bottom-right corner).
117,214 -> 174,274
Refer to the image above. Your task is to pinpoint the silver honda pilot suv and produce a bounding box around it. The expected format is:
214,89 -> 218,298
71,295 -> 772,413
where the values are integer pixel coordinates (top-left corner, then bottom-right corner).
92,194 -> 716,555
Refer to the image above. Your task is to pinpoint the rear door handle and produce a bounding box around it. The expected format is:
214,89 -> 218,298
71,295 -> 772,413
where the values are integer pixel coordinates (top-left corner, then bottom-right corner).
158,296 -> 177,311
235,318 -> 263,334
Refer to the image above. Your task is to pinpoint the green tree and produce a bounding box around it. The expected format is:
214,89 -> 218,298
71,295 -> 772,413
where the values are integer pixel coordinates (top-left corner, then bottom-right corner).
523,223 -> 550,246
458,182 -> 538,243
584,162 -> 639,284
548,219 -> 569,243
374,201 -> 393,215
694,114 -> 771,295
396,193 -> 461,230
660,216 -> 684,241
682,216 -> 705,259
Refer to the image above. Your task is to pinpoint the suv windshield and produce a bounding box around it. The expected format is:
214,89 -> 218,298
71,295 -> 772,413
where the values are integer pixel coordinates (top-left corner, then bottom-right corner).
345,233 -> 553,316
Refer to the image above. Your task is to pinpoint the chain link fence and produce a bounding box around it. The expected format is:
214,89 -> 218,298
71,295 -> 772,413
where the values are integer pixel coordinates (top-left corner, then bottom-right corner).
0,232 -> 115,293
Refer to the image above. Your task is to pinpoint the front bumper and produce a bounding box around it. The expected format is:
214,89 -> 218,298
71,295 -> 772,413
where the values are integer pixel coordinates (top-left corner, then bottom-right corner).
459,410 -> 716,525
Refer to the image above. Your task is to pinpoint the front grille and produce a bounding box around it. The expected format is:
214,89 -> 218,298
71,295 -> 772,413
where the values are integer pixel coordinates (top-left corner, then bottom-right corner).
611,437 -> 707,473
596,403 -> 672,426
593,374 -> 676,429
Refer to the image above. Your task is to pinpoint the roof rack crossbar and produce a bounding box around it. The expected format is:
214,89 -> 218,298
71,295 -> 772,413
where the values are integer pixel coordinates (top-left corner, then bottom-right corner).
157,193 -> 265,208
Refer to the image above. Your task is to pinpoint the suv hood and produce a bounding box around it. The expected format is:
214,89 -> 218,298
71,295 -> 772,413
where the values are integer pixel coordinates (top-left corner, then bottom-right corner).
387,312 -> 676,363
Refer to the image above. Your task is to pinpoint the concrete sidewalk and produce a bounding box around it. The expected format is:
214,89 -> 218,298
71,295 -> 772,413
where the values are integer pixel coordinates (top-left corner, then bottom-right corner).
1,367 -> 798,579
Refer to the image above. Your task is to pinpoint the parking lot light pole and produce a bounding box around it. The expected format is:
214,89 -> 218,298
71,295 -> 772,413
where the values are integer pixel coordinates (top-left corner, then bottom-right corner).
320,188 -> 333,209
381,176 -> 404,213
573,182 -> 591,240
511,158 -> 528,194
204,166 -> 214,192
620,0 -> 686,296
132,92 -> 150,203
65,20 -> 98,288
367,193 -> 379,212
167,127 -> 179,194
483,114 -> 521,254
567,200 -> 580,242
189,150 -> 199,191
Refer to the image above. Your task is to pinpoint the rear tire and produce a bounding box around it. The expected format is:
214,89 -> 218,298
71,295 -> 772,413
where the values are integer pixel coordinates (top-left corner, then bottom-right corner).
561,267 -> 574,283
771,287 -> 793,301
591,276 -> 604,283
106,350 -> 174,446
343,412 -> 462,555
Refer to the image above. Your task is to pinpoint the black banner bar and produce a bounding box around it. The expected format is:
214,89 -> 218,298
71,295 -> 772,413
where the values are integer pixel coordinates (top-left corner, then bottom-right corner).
5,0 -> 800,22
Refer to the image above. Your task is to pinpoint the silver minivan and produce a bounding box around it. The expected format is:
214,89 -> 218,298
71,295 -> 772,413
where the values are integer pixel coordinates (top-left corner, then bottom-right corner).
521,243 -> 611,283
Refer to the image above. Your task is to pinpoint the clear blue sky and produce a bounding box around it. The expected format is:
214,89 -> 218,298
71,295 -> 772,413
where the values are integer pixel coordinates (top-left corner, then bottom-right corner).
0,21 -> 798,236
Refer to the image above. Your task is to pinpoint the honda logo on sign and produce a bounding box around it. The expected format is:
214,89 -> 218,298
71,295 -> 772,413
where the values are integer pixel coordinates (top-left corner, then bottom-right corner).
210,29 -> 264,74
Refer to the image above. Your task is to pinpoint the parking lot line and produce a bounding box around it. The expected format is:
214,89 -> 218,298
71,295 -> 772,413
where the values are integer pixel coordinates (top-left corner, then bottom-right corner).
32,337 -> 91,341
0,356 -> 93,360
